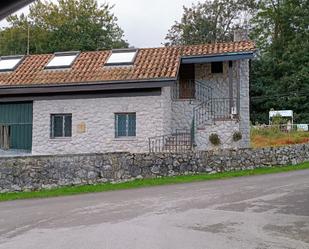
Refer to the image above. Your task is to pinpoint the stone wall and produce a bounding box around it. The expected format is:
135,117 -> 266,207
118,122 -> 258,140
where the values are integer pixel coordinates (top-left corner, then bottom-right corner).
171,100 -> 198,130
32,87 -> 171,155
195,120 -> 240,150
0,143 -> 308,193
238,59 -> 250,147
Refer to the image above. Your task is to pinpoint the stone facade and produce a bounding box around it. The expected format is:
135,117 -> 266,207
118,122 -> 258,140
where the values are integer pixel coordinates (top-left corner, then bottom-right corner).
32,87 -> 171,155
195,121 -> 241,150
171,100 -> 198,130
0,143 -> 308,193
28,59 -> 250,155
195,61 -> 238,98
238,59 -> 250,147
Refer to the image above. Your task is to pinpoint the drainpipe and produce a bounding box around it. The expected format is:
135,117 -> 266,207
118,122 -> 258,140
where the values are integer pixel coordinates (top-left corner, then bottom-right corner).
233,29 -> 248,120
190,114 -> 196,150
228,61 -> 234,114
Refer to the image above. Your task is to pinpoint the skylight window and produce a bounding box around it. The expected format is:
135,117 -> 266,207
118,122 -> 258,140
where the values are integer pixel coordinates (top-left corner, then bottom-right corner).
45,51 -> 79,69
0,55 -> 24,72
105,49 -> 138,66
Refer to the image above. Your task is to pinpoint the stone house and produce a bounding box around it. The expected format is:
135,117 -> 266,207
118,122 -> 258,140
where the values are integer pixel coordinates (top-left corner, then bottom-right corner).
0,38 -> 255,155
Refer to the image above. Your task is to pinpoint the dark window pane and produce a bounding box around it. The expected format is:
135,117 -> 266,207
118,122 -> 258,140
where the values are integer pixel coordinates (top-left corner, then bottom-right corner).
51,114 -> 72,138
128,114 -> 136,136
116,114 -> 127,137
53,116 -> 63,137
211,62 -> 223,74
64,115 -> 72,137
115,113 -> 136,137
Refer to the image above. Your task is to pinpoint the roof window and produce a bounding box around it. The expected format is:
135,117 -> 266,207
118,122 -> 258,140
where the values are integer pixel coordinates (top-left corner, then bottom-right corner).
45,51 -> 79,69
0,55 -> 24,72
105,49 -> 138,66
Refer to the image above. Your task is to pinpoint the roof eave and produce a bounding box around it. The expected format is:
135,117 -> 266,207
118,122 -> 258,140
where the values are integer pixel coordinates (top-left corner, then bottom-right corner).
181,51 -> 255,64
0,77 -> 176,96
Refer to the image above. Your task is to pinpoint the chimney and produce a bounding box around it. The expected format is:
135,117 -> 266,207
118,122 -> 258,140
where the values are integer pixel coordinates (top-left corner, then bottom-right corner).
233,29 -> 249,41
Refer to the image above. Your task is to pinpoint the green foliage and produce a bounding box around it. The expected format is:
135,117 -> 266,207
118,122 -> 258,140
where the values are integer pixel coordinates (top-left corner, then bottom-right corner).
165,0 -> 308,124
232,131 -> 242,142
209,133 -> 221,145
0,0 -> 128,55
271,114 -> 287,125
165,0 -> 257,45
250,0 -> 309,124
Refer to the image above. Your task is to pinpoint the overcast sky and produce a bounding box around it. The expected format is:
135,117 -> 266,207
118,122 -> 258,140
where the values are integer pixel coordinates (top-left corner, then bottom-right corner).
0,0 -> 200,48
107,0 -> 198,47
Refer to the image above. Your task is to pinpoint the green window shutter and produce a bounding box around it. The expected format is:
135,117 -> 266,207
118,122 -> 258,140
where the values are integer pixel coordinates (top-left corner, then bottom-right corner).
128,114 -> 136,136
64,115 -> 72,137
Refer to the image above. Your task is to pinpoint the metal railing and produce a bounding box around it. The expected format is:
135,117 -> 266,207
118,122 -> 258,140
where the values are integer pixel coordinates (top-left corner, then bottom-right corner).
194,98 -> 238,127
154,80 -> 240,150
193,100 -> 214,127
211,98 -> 238,120
171,80 -> 212,103
148,129 -> 192,153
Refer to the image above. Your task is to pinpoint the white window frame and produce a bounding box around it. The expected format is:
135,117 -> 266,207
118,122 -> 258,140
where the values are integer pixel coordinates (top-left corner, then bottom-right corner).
115,113 -> 136,138
45,51 -> 80,69
105,49 -> 138,66
50,114 -> 72,138
0,55 -> 24,72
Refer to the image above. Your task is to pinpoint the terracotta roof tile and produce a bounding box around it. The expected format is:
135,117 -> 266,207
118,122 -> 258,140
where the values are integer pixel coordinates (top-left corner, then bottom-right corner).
0,41 -> 255,87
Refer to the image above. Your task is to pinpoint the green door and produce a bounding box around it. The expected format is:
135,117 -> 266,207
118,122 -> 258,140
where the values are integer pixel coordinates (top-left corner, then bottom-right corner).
0,102 -> 33,151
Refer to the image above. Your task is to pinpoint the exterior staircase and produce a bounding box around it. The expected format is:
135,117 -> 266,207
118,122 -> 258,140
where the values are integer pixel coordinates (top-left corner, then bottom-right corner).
148,80 -> 238,152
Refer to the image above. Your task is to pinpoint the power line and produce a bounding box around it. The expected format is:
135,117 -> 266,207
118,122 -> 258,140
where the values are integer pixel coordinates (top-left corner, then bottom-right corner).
250,91 -> 309,100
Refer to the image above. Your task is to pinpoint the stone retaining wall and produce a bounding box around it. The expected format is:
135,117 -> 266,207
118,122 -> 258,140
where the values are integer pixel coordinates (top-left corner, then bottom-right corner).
0,143 -> 308,193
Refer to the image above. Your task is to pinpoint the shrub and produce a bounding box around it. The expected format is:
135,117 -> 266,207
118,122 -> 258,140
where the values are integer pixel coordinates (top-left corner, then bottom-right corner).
209,133 -> 220,146
232,131 -> 242,142
272,114 -> 287,125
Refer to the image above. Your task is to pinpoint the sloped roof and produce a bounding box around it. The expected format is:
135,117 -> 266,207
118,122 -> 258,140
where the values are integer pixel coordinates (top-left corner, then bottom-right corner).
0,41 -> 255,88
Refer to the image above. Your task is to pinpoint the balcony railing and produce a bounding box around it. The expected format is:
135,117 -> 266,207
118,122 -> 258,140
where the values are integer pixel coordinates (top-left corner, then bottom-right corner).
194,101 -> 214,127
171,80 -> 212,102
194,98 -> 238,127
212,98 -> 238,120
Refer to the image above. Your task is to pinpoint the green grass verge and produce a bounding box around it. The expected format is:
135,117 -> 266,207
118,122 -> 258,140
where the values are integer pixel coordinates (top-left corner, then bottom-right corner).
1,162 -> 309,202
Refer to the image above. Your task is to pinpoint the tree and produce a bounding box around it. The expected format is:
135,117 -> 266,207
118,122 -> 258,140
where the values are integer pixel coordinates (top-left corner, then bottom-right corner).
165,0 -> 309,124
250,0 -> 309,123
165,0 -> 256,46
0,0 -> 128,55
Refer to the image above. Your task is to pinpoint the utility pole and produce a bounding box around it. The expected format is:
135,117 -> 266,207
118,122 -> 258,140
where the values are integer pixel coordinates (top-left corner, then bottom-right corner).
27,20 -> 30,55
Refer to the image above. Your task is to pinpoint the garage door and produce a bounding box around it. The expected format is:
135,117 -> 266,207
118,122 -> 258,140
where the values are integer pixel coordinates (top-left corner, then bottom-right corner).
0,102 -> 33,151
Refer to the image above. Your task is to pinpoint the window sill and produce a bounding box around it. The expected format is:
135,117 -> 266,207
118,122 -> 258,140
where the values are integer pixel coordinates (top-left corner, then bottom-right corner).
114,137 -> 137,141
49,137 -> 72,141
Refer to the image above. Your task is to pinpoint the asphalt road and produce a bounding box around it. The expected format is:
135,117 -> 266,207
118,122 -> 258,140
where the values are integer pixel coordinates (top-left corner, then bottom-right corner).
0,170 -> 309,249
